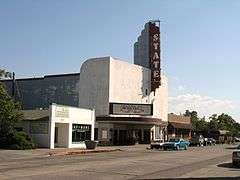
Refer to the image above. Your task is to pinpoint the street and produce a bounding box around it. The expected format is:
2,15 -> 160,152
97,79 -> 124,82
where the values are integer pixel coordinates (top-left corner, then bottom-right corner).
0,144 -> 239,179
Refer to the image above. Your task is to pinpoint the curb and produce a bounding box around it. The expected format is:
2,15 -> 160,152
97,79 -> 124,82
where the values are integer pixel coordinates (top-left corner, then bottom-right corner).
48,148 -> 122,156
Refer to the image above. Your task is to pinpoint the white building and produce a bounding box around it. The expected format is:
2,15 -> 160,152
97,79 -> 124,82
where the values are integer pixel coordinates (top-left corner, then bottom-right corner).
79,56 -> 168,145
20,104 -> 95,149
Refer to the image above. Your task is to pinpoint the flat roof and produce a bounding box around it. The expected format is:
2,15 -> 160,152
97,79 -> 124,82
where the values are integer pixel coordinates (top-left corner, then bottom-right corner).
22,109 -> 49,121
0,73 -> 80,82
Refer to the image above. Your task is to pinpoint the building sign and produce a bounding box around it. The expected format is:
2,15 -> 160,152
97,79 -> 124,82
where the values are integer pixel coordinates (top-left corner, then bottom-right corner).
109,103 -> 153,115
30,122 -> 48,134
55,106 -> 69,118
149,21 -> 161,91
72,124 -> 91,132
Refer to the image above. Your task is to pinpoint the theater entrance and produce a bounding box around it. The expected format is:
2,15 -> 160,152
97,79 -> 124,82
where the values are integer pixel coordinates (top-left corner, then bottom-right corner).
112,127 -> 151,145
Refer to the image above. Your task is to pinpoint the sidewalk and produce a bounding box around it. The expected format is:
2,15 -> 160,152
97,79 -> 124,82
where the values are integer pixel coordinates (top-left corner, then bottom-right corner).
48,144 -> 149,156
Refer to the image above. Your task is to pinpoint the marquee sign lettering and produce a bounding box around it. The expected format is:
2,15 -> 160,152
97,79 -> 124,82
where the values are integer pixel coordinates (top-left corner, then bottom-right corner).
109,103 -> 153,115
149,21 -> 161,92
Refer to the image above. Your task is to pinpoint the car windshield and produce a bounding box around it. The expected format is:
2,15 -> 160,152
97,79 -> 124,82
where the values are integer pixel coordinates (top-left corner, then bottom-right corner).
169,139 -> 180,142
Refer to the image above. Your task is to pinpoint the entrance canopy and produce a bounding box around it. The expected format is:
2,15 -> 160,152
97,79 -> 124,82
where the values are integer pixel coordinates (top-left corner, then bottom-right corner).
96,116 -> 167,126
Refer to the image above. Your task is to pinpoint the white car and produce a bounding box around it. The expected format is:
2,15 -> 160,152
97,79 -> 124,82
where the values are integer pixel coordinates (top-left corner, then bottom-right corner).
232,150 -> 240,167
150,140 -> 165,149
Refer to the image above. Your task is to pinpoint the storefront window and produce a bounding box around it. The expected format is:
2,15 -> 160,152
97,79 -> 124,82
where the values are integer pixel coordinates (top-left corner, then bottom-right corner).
72,124 -> 91,143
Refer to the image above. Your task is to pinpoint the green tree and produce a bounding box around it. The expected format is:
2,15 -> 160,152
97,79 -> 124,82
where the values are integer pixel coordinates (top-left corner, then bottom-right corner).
184,110 -> 199,131
0,83 -> 22,139
0,75 -> 36,149
0,69 -> 12,79
208,114 -> 219,131
184,110 -> 240,138
196,117 -> 208,132
217,113 -> 239,136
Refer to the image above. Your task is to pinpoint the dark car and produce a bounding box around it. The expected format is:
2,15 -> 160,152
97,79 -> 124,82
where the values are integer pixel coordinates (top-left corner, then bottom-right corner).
232,151 -> 240,167
204,138 -> 216,146
190,135 -> 204,146
162,138 -> 189,150
236,144 -> 240,149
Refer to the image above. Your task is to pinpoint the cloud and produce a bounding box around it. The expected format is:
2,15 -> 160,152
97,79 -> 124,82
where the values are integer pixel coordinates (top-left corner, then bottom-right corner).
177,85 -> 185,92
169,94 -> 237,119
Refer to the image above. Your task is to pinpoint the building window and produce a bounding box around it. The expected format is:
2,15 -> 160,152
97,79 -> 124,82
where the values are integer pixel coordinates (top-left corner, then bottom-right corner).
30,122 -> 48,134
72,124 -> 91,143
102,129 -> 108,139
145,89 -> 148,95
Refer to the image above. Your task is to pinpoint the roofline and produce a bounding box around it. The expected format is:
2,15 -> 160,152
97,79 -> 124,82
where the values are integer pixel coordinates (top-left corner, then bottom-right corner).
0,73 -> 80,82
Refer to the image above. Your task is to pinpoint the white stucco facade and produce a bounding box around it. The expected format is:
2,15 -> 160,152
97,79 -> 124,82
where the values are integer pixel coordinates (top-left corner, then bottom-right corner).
79,56 -> 168,121
78,56 -> 168,145
21,104 -> 95,149
49,104 -> 95,149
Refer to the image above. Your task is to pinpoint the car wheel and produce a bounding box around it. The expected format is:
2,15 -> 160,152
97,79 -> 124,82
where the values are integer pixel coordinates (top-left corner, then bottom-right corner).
163,147 -> 167,151
233,161 -> 238,167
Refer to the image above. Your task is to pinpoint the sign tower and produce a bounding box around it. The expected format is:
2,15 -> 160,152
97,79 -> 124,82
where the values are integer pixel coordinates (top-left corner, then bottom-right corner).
134,20 -> 161,92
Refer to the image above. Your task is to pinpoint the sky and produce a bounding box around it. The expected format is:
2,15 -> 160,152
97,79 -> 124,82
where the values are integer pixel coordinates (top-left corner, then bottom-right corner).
0,0 -> 239,120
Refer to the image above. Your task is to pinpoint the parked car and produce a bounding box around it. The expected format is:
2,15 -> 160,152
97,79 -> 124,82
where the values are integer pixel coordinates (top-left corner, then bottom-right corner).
236,144 -> 240,149
232,151 -> 240,167
162,138 -> 189,150
204,138 -> 216,146
190,135 -> 204,146
235,137 -> 240,142
150,140 -> 164,149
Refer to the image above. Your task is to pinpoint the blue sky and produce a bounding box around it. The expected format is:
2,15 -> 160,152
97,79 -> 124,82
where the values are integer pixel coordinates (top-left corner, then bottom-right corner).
0,0 -> 239,120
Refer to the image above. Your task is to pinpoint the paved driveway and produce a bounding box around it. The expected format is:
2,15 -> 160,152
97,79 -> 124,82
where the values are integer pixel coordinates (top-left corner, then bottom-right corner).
0,144 -> 239,179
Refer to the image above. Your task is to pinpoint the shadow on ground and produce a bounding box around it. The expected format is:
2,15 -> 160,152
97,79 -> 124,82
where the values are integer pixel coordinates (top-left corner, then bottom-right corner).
217,162 -> 240,170
225,147 -> 239,150
146,177 -> 240,180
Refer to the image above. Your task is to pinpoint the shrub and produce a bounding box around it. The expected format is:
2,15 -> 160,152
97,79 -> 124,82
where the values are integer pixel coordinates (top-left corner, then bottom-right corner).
2,131 -> 37,150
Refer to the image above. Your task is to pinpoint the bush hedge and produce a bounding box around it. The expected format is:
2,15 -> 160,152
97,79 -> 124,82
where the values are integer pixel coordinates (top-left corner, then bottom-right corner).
0,131 -> 37,150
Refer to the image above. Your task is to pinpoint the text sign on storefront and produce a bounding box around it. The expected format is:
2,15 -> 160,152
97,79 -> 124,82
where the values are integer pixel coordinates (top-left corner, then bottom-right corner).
109,103 -> 153,115
149,21 -> 161,91
55,106 -> 69,118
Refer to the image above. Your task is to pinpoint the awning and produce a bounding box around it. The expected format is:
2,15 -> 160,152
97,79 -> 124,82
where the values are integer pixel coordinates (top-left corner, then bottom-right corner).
168,122 -> 192,130
22,110 -> 49,121
96,116 -> 167,126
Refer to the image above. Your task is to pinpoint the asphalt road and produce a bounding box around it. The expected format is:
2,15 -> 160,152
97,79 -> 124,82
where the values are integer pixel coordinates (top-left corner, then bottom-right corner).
0,144 -> 239,179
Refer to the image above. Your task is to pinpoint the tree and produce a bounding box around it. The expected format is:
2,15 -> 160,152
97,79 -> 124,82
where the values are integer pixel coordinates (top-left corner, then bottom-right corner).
184,110 -> 199,131
196,117 -> 208,132
184,110 -> 240,138
217,113 -> 239,136
0,69 -> 12,79
0,78 -> 36,149
208,114 -> 219,131
0,83 -> 22,138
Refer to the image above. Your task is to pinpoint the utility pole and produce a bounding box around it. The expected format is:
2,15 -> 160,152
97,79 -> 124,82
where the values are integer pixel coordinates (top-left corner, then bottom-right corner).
12,72 -> 15,99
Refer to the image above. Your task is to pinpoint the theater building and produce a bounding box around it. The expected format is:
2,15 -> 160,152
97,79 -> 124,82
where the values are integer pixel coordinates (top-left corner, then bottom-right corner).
78,56 -> 168,145
78,21 -> 168,145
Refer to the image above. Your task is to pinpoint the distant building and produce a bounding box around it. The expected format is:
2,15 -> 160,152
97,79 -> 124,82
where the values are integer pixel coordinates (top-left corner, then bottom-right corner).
167,114 -> 192,140
1,73 -> 79,110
